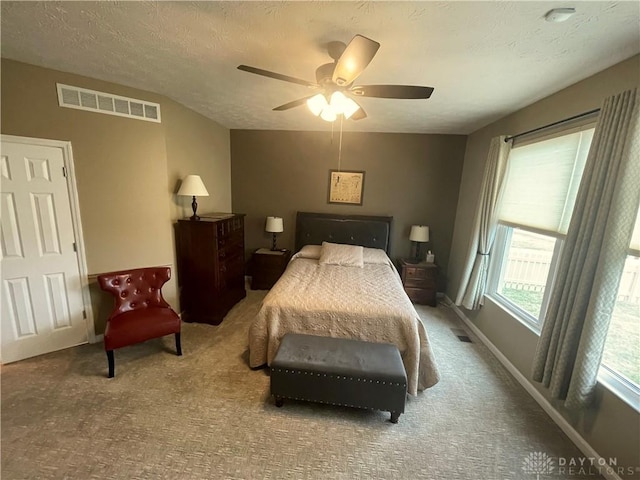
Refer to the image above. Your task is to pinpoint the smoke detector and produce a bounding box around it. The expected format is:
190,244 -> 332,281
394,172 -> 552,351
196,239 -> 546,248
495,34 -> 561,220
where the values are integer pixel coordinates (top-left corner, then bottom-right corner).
545,8 -> 576,22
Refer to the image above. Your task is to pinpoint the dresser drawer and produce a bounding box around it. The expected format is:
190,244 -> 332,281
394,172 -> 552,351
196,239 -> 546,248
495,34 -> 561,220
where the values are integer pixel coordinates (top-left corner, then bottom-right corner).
220,254 -> 244,278
404,266 -> 436,281
217,230 -> 243,249
216,217 -> 243,239
404,276 -> 436,289
218,235 -> 243,260
403,266 -> 436,288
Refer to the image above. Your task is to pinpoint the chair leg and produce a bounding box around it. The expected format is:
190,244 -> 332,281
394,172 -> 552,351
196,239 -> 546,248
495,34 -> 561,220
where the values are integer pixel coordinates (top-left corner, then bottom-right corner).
106,350 -> 115,378
175,332 -> 182,356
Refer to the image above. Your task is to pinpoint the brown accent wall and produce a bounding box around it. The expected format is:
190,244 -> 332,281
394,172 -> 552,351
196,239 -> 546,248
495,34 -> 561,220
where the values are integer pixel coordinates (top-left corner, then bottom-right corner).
448,55 -> 640,468
1,59 -> 231,334
230,129 -> 466,289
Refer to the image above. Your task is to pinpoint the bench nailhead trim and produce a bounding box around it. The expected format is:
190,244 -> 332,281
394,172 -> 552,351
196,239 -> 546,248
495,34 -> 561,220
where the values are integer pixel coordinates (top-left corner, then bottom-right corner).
272,368 -> 406,388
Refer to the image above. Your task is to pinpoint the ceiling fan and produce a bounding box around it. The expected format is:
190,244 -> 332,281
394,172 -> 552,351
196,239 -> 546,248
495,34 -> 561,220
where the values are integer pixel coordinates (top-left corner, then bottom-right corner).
237,34 -> 434,122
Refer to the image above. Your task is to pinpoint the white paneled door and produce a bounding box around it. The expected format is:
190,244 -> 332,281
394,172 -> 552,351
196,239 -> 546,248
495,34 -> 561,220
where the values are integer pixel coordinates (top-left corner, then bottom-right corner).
1,139 -> 88,363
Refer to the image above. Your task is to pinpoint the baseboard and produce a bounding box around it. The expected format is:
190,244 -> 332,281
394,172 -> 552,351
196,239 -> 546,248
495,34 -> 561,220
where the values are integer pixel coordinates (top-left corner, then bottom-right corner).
444,295 -> 623,480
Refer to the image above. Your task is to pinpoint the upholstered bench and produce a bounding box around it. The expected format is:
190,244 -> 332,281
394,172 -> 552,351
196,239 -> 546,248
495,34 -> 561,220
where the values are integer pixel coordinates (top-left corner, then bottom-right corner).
271,333 -> 407,423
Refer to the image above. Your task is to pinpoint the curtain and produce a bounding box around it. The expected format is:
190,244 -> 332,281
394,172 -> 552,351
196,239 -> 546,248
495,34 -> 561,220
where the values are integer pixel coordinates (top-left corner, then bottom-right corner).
532,88 -> 640,409
455,136 -> 511,310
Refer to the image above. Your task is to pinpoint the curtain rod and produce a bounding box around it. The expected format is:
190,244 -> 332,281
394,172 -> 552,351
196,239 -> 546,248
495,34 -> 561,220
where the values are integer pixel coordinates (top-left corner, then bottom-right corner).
504,108 -> 600,143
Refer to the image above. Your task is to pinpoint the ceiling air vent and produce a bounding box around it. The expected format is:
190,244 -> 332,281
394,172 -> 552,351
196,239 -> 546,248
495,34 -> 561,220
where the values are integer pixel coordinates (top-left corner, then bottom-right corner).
56,83 -> 161,123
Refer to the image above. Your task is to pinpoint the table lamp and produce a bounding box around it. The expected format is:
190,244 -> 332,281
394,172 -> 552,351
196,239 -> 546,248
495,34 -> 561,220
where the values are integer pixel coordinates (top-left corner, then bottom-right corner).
409,225 -> 429,262
266,216 -> 284,250
177,175 -> 209,220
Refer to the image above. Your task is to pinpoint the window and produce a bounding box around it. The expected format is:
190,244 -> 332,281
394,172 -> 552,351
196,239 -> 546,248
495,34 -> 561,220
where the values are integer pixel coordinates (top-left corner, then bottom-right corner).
601,210 -> 640,393
488,122 -> 640,404
487,127 -> 595,329
490,227 -> 560,327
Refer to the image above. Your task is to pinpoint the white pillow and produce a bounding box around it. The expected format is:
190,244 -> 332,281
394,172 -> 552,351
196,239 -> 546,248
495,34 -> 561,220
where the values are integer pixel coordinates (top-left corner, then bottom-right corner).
319,242 -> 364,268
363,247 -> 390,265
296,244 -> 322,259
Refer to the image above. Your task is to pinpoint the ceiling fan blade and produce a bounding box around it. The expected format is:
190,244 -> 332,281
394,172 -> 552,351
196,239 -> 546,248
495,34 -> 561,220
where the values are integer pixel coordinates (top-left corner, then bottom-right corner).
351,105 -> 367,121
273,96 -> 316,111
352,85 -> 434,99
237,65 -> 317,88
332,34 -> 380,86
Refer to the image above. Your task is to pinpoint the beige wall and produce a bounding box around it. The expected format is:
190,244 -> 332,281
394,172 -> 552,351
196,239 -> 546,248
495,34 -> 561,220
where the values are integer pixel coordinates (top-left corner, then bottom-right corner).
448,55 -> 640,468
1,59 -> 231,334
230,129 -> 466,288
163,98 -> 232,220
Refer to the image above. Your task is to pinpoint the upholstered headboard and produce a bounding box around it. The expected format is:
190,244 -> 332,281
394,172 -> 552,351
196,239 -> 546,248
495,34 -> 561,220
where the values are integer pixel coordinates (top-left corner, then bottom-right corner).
295,212 -> 393,254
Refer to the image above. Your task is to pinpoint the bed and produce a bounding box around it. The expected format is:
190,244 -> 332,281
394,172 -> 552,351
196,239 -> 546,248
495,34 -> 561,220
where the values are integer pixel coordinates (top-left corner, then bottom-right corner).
248,212 -> 440,395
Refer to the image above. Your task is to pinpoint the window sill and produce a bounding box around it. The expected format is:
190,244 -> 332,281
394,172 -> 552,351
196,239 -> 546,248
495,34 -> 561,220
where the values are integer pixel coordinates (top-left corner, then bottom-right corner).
484,293 -> 541,335
484,294 -> 640,413
598,367 -> 640,413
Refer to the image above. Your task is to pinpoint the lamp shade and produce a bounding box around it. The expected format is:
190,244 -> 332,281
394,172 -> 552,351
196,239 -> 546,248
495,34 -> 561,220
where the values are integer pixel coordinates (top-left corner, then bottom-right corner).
177,175 -> 209,197
265,216 -> 284,233
409,225 -> 429,242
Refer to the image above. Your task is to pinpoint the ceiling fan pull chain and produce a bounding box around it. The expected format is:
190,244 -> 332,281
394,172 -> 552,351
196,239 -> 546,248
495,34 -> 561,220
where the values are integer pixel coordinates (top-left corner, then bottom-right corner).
338,115 -> 344,172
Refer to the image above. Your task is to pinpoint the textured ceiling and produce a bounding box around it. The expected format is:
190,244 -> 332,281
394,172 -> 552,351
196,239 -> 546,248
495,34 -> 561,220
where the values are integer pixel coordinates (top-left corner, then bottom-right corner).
1,1 -> 639,134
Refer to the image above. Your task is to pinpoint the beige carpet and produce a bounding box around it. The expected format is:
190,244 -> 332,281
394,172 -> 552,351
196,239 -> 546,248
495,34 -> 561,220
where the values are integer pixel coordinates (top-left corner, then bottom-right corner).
1,289 -> 601,479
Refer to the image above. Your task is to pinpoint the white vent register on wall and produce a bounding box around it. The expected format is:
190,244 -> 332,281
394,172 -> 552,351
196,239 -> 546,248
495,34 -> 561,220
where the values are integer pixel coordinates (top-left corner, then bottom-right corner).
56,84 -> 161,123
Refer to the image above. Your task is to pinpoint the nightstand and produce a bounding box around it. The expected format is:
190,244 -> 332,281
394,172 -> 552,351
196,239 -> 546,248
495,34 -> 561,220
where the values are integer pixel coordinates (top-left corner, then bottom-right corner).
250,248 -> 291,290
399,259 -> 437,307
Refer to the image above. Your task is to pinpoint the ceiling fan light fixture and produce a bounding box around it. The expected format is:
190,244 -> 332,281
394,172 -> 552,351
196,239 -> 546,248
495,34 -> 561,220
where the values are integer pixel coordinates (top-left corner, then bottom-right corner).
328,91 -> 360,119
329,91 -> 348,115
342,97 -> 361,120
320,107 -> 337,122
239,34 -> 434,122
307,93 -> 328,116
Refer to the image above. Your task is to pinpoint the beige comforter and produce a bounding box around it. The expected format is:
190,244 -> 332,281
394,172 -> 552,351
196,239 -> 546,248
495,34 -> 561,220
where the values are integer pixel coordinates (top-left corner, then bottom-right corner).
248,255 -> 440,395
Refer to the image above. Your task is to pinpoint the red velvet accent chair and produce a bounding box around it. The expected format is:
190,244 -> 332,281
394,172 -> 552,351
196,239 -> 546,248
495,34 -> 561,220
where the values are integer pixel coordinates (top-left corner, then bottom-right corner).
97,266 -> 182,378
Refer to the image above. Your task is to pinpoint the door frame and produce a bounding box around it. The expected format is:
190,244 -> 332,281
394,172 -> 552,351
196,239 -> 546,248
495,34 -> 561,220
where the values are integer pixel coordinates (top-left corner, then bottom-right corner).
1,134 -> 97,343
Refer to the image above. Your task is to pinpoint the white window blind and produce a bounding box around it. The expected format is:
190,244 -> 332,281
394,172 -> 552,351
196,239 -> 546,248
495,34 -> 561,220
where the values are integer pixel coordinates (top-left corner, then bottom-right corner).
499,128 -> 594,236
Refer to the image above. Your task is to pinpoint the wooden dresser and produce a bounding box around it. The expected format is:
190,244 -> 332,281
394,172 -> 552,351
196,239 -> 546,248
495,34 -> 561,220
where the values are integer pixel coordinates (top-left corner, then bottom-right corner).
399,259 -> 438,307
176,213 -> 246,325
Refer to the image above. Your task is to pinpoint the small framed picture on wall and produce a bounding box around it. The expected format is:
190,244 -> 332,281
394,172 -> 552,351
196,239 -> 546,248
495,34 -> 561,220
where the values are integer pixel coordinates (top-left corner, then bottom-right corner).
327,170 -> 365,205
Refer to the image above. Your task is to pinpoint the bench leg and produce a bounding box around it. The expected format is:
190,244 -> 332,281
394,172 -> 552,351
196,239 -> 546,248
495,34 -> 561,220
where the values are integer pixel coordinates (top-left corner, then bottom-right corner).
275,397 -> 284,407
390,411 -> 400,424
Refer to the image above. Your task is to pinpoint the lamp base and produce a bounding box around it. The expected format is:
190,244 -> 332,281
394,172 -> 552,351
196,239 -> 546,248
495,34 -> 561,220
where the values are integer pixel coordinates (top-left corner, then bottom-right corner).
271,233 -> 277,251
190,195 -> 200,221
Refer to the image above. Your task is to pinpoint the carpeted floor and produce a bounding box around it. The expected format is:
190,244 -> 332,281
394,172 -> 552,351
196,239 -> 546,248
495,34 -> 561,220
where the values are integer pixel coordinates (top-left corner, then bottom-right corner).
1,289 -> 602,479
